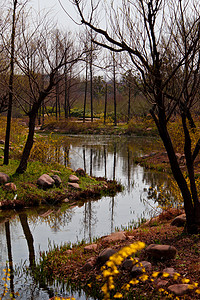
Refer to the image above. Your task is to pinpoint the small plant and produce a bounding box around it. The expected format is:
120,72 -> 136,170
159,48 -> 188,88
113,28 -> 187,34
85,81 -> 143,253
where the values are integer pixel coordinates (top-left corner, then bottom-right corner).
0,265 -> 19,299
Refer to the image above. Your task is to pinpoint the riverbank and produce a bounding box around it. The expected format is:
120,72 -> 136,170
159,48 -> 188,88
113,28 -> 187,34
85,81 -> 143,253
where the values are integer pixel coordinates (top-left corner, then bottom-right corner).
35,208 -> 200,300
0,159 -> 122,209
39,116 -> 159,137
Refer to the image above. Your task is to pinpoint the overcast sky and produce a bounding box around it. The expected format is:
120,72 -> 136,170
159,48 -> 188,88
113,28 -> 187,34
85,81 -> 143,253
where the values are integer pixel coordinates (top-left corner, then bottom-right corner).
29,0 -> 79,30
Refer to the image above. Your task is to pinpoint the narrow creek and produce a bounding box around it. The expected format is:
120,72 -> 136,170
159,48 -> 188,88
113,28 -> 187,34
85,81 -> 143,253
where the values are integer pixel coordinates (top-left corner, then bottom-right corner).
0,135 -> 170,299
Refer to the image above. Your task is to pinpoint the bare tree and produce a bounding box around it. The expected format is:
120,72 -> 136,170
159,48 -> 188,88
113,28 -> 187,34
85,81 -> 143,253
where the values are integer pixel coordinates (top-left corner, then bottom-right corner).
4,0 -> 18,165
13,14 -> 80,173
71,0 -> 200,233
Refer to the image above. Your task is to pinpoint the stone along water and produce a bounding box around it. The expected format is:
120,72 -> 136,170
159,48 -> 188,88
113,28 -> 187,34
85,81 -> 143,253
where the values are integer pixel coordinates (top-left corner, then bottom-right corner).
0,135 -> 169,299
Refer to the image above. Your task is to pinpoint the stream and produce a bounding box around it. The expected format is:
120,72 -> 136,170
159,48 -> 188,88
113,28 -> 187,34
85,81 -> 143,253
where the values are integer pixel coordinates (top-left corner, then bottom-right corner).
0,135 -> 170,299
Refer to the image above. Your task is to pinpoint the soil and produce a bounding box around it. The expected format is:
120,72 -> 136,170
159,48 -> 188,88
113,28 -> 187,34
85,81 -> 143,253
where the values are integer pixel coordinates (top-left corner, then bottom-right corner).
137,151 -> 200,174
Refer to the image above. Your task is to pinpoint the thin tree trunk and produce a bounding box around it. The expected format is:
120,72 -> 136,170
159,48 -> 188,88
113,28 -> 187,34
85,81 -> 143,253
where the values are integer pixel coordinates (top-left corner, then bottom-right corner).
19,213 -> 35,267
64,65 -> 68,118
104,83 -> 107,125
16,112 -> 37,173
113,54 -> 117,126
4,0 -> 17,165
90,32 -> 93,122
83,60 -> 88,123
154,112 -> 196,233
128,80 -> 131,123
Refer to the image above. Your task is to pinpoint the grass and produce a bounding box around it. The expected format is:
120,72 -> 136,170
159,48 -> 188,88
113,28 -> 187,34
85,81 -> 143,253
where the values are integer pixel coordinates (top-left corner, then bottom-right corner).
40,115 -> 159,137
0,158 -> 122,208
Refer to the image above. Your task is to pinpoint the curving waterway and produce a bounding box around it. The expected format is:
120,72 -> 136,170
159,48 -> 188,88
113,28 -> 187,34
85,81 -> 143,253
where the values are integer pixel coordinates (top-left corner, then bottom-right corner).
0,135 -> 169,299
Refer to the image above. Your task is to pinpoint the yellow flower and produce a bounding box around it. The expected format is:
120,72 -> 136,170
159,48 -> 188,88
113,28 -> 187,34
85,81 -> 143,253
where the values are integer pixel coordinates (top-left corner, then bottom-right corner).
173,273 -> 181,280
114,292 -> 123,298
196,289 -> 200,294
181,278 -> 190,284
87,283 -> 92,288
152,271 -> 159,278
193,282 -> 198,287
106,261 -> 115,268
162,272 -> 169,278
101,283 -> 108,293
103,270 -> 112,277
129,279 -> 139,285
139,274 -> 148,282
188,284 -> 195,290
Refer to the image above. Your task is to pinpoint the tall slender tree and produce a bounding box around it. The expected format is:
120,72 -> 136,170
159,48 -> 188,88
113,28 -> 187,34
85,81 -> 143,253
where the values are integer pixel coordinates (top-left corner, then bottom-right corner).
4,0 -> 18,165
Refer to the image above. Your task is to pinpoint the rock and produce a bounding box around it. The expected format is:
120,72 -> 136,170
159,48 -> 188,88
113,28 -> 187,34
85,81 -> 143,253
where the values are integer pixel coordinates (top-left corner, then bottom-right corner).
171,214 -> 186,227
97,248 -> 117,265
84,244 -> 98,253
51,170 -> 61,174
51,175 -> 62,187
81,257 -> 96,271
68,174 -> 79,183
4,183 -> 17,192
156,279 -> 169,287
75,168 -> 86,177
162,267 -> 176,277
168,284 -> 190,296
144,216 -> 159,226
127,235 -> 135,240
63,198 -> 69,203
101,232 -> 126,243
131,261 -> 152,277
145,244 -> 177,260
0,172 -> 10,184
68,182 -> 81,189
37,174 -> 55,189
122,259 -> 134,270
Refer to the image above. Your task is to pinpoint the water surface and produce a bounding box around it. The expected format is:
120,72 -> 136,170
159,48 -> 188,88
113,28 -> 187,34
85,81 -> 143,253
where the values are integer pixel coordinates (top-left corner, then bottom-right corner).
0,135 -> 167,299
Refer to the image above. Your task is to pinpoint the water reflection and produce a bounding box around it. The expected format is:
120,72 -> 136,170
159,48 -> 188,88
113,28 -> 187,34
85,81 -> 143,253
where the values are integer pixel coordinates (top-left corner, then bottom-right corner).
0,135 -> 167,299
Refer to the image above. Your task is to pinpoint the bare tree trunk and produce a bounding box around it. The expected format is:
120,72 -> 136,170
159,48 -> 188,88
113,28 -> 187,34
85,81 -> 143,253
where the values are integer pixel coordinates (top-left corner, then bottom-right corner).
104,83 -> 107,125
16,110 -> 37,173
152,109 -> 196,233
64,59 -> 68,118
128,79 -> 131,123
4,0 -> 17,165
83,59 -> 88,123
113,54 -> 117,126
19,213 -> 35,267
90,33 -> 93,122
